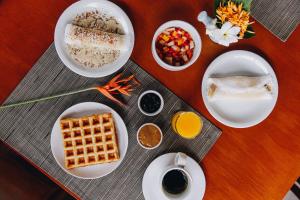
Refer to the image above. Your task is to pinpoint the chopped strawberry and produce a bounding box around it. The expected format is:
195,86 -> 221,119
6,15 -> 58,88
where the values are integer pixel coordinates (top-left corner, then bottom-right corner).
187,50 -> 192,58
163,47 -> 169,52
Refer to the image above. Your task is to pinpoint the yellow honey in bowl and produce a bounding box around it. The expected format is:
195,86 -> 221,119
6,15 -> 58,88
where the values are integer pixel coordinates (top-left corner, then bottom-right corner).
172,111 -> 203,139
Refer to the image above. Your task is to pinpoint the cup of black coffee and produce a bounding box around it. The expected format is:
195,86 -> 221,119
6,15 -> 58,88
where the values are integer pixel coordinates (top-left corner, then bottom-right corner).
160,153 -> 192,199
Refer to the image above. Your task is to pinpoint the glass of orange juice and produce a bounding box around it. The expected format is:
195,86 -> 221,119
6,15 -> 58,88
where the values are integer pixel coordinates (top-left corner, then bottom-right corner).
171,111 -> 203,139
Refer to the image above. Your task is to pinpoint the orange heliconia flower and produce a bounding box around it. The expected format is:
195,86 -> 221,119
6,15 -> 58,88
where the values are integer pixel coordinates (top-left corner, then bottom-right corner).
0,73 -> 140,109
96,73 -> 140,106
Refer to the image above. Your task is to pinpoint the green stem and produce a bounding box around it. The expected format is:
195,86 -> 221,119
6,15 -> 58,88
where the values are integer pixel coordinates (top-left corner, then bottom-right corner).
0,87 -> 97,109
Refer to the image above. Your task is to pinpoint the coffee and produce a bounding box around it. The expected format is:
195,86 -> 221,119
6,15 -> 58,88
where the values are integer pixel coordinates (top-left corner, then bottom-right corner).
162,169 -> 188,195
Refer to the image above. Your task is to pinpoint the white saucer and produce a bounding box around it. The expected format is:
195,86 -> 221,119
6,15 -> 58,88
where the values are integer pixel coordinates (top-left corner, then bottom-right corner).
142,153 -> 206,200
202,50 -> 278,128
50,102 -> 128,179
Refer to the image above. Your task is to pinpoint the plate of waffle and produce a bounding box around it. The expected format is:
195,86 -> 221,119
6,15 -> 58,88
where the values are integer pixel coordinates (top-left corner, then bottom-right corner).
50,102 -> 128,179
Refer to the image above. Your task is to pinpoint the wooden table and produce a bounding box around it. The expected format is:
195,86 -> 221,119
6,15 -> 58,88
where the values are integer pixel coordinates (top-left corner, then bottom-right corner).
0,0 -> 299,199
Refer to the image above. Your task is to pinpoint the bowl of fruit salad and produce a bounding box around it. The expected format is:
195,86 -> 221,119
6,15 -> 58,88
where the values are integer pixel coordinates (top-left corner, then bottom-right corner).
152,20 -> 201,71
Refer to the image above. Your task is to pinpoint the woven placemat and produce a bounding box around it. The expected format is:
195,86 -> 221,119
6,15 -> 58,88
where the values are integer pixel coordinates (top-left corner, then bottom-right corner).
0,44 -> 221,200
252,0 -> 300,42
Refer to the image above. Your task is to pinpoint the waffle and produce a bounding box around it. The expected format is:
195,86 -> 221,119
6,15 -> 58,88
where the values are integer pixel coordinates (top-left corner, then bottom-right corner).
60,113 -> 120,169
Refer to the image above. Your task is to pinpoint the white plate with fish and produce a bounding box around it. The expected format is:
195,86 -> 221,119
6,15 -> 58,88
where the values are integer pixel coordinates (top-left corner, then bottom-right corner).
202,50 -> 278,128
54,0 -> 134,77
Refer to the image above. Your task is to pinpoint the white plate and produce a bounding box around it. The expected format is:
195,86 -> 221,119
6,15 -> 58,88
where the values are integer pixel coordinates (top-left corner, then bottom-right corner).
202,50 -> 278,128
54,0 -> 134,78
50,102 -> 128,179
142,153 -> 206,200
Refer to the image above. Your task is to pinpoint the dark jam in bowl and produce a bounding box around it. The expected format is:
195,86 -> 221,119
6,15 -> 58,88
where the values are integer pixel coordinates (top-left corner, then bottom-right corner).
140,92 -> 161,114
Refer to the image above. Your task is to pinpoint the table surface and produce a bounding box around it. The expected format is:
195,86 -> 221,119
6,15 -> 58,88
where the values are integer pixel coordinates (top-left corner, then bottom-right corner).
0,0 -> 299,200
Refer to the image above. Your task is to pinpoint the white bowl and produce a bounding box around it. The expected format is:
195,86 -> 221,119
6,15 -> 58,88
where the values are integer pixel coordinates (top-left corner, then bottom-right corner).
137,123 -> 163,150
54,0 -> 134,78
138,90 -> 164,116
151,20 -> 202,71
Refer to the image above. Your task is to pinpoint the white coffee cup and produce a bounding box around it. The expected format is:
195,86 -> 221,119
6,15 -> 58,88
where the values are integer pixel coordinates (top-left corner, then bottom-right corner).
160,152 -> 192,200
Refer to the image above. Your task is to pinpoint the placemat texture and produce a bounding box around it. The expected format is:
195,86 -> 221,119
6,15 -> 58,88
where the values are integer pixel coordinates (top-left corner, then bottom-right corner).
0,44 -> 221,200
252,0 -> 300,42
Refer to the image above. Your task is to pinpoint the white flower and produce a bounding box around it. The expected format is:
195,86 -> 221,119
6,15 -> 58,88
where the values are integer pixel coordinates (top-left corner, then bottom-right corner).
209,22 -> 240,46
198,11 -> 241,47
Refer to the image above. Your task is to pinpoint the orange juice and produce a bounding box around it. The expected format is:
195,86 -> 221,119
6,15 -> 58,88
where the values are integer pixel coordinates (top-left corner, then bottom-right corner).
172,111 -> 203,139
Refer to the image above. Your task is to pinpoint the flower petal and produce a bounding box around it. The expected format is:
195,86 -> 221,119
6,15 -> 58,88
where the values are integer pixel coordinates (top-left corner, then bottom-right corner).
225,35 -> 239,43
221,22 -> 233,33
228,26 -> 241,36
97,87 -> 124,106
209,29 -> 223,42
218,39 -> 230,47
